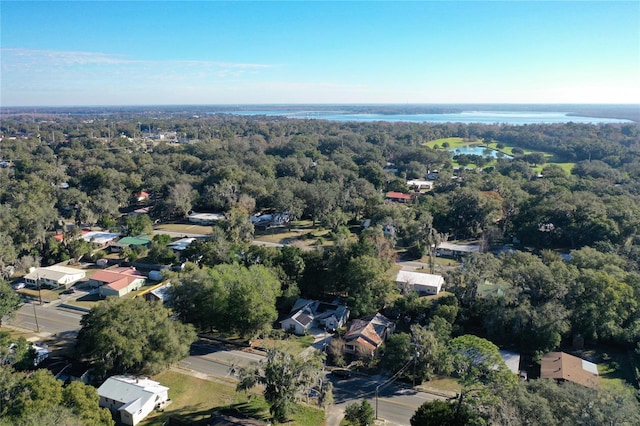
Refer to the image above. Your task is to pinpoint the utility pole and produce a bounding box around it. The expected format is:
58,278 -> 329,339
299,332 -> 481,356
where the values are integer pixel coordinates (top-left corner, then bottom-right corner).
375,352 -> 417,419
32,303 -> 40,332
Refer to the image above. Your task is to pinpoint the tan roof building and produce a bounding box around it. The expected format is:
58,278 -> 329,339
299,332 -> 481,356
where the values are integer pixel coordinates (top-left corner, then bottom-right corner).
344,313 -> 395,358
540,352 -> 599,389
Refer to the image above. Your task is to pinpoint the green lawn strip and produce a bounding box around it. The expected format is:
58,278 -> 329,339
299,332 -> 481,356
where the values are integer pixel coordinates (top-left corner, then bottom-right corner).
253,335 -> 315,355
423,137 -> 478,149
143,370 -> 324,426
16,288 -> 59,303
416,375 -> 461,397
154,223 -> 213,235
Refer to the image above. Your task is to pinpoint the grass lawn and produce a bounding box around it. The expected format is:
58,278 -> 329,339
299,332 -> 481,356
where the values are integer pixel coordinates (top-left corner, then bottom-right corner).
143,370 -> 324,426
424,137 -> 481,149
252,334 -> 315,355
154,223 -> 213,235
421,376 -> 461,394
254,226 -> 333,250
574,347 -> 638,392
16,288 -> 60,303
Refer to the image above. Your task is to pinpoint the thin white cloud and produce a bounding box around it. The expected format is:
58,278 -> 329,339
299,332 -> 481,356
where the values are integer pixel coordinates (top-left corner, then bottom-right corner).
1,48 -> 273,70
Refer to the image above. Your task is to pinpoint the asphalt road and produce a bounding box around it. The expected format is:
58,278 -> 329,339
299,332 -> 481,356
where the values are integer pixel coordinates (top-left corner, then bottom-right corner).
7,301 -> 83,337
182,341 -> 444,425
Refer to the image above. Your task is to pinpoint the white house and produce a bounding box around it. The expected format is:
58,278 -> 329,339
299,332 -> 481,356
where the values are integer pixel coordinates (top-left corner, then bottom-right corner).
98,375 -> 170,426
188,212 -> 224,225
436,241 -> 480,258
23,265 -> 86,289
395,270 -> 444,295
281,299 -> 350,335
81,231 -> 121,246
407,179 -> 434,190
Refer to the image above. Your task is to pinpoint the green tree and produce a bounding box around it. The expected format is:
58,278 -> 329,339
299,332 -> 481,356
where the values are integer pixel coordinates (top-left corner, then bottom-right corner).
224,207 -> 254,244
343,400 -> 375,426
449,335 -> 517,414
76,298 -> 196,379
11,369 -> 63,419
62,381 -> 114,426
344,255 -> 396,318
170,263 -> 281,339
410,400 -> 476,426
146,236 -> 178,264
124,214 -> 153,236
212,263 -> 281,338
236,349 -> 324,422
0,281 -> 21,327
0,332 -> 35,369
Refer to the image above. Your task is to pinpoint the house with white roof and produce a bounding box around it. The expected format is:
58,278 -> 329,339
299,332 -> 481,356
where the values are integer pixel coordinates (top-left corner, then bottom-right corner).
436,241 -> 480,258
188,212 -> 224,225
81,231 -> 121,247
98,375 -> 170,426
407,179 -> 434,190
395,270 -> 444,295
23,265 -> 86,289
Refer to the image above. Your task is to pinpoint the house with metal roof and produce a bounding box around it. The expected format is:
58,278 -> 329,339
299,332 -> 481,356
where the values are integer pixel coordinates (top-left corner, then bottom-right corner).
92,267 -> 146,298
98,375 -> 170,426
110,235 -> 152,253
395,270 -> 444,295
436,241 -> 480,258
23,265 -> 86,289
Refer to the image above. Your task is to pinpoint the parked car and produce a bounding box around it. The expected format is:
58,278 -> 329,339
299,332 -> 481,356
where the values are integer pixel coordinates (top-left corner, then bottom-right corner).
61,288 -> 76,295
331,369 -> 352,379
12,282 -> 26,290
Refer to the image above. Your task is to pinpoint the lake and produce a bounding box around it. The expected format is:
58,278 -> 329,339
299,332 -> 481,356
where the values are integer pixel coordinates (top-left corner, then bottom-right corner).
449,146 -> 512,158
218,110 -> 632,125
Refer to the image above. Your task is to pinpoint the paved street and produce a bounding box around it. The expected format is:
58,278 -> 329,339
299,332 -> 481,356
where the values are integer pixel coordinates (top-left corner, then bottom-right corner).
6,301 -> 83,337
180,341 -> 444,425
4,305 -> 444,425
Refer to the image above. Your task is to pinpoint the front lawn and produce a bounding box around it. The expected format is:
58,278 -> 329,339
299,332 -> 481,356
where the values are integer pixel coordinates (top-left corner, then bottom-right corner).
424,137 -> 480,149
252,334 -> 315,355
143,370 -> 325,426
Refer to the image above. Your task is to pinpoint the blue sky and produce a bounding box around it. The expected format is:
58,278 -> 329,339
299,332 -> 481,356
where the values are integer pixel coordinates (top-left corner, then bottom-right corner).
1,1 -> 638,106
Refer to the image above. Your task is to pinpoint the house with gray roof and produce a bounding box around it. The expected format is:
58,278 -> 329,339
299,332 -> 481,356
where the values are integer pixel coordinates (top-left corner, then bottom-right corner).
280,298 -> 350,335
98,375 -> 170,426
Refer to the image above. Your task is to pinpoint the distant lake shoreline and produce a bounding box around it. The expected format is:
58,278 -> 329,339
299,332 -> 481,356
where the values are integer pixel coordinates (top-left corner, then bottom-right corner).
216,110 -> 633,125
2,104 -> 637,123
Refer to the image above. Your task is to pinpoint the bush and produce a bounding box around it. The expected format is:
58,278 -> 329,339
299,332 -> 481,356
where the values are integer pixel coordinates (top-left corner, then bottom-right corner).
344,400 -> 375,426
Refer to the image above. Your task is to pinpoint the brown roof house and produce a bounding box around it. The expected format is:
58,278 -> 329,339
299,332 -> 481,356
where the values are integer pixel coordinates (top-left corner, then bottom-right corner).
540,352 -> 599,389
92,267 -> 146,298
385,191 -> 413,203
344,313 -> 395,358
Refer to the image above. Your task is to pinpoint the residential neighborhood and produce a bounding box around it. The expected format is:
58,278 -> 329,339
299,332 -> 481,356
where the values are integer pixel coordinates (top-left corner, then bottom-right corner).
1,109 -> 639,426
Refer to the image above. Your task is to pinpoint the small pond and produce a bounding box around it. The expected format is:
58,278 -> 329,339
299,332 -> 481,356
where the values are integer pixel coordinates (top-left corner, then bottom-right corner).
449,145 -> 512,159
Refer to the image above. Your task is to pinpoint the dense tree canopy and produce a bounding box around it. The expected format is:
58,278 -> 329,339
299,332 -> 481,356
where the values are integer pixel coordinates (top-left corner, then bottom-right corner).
169,262 -> 281,338
76,298 -> 196,379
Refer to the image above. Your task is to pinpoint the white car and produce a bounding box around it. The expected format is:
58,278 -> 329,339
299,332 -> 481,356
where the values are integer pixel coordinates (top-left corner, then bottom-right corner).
12,282 -> 26,290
